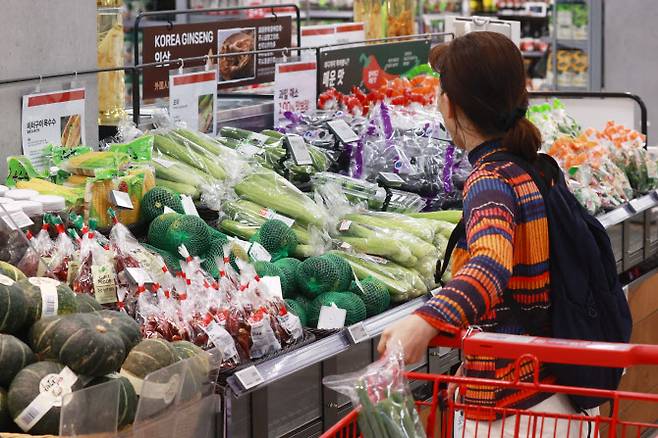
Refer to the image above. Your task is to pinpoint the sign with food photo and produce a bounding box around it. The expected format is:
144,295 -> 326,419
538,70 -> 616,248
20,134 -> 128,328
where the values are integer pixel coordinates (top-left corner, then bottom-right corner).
142,17 -> 292,99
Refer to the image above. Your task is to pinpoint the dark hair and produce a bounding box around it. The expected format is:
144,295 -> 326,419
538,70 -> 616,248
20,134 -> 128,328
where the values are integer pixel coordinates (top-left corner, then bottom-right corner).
429,32 -> 541,162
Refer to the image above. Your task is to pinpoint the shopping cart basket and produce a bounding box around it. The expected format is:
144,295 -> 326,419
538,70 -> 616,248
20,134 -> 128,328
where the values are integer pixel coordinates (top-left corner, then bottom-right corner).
322,324 -> 658,438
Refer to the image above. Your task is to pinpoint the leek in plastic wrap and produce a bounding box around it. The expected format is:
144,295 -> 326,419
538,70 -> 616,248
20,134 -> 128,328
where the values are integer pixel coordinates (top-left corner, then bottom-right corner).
330,250 -> 427,302
323,343 -> 427,438
234,168 -> 328,227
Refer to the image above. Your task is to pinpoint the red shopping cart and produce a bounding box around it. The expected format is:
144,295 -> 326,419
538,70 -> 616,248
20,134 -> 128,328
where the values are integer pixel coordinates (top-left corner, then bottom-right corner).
322,324 -> 658,438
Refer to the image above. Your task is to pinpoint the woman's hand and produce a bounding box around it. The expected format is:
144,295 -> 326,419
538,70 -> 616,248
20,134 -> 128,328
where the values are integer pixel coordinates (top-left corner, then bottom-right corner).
377,314 -> 439,364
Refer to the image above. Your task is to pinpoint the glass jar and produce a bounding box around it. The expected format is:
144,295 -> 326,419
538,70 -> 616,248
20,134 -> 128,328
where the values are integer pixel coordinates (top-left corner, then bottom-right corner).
97,1 -> 126,125
354,0 -> 386,40
386,0 -> 416,37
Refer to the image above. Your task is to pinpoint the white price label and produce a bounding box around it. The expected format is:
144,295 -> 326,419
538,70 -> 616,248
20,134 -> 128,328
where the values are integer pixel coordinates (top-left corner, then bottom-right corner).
339,242 -> 352,251
379,172 -> 405,185
169,70 -> 218,136
260,276 -> 283,299
274,61 -> 317,126
163,206 -> 176,214
339,220 -> 352,232
21,88 -> 86,171
181,195 -> 199,216
347,322 -> 369,344
204,321 -> 239,362
235,365 -> 264,390
286,134 -> 313,166
258,208 -> 295,227
248,242 -> 272,262
111,190 -> 134,210
630,195 -> 656,213
0,274 -> 14,286
317,304 -> 347,329
8,211 -> 34,229
249,132 -> 271,146
125,267 -> 154,286
327,119 -> 359,144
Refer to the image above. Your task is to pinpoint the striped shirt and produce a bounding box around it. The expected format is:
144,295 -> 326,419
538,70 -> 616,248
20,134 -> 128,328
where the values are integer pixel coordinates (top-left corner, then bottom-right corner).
415,140 -> 553,418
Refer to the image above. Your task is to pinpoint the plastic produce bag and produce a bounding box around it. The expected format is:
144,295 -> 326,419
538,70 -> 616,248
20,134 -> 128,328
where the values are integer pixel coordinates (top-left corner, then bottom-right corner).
323,343 -> 426,438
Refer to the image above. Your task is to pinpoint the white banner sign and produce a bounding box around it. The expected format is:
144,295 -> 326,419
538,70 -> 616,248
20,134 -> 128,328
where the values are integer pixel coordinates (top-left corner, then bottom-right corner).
274,61 -> 317,126
335,23 -> 365,44
169,70 -> 218,135
22,88 -> 86,171
301,22 -> 365,48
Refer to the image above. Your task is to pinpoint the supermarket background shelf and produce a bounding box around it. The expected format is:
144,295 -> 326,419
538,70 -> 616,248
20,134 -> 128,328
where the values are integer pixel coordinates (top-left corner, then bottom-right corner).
557,38 -> 589,50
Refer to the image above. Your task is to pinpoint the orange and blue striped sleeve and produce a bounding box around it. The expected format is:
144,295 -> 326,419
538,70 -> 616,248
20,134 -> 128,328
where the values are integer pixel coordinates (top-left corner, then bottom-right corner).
415,167 -> 517,327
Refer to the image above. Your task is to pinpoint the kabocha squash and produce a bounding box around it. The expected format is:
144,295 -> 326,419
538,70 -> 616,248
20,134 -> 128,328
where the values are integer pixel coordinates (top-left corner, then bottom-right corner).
172,340 -> 204,361
120,339 -> 177,394
0,261 -> 26,281
18,277 -> 77,328
97,310 -> 141,353
51,313 -> 125,377
28,316 -> 62,361
75,293 -> 102,313
87,375 -> 137,428
0,335 -> 36,387
8,361 -> 74,435
0,277 -> 28,335
0,387 -> 10,431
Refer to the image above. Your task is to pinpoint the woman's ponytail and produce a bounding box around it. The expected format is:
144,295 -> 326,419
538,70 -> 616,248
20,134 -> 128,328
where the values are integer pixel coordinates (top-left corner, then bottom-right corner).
502,116 -> 542,163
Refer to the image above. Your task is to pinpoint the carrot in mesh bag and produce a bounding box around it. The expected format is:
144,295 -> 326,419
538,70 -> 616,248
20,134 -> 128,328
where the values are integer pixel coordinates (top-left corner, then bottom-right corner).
323,343 -> 426,438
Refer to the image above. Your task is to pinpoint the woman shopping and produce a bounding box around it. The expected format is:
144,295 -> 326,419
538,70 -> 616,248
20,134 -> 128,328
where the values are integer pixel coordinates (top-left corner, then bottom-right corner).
378,31 -> 604,437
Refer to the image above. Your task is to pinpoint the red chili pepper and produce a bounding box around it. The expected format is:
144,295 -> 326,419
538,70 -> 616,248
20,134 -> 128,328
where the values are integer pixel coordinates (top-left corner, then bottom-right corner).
391,95 -> 408,106
351,86 -> 367,104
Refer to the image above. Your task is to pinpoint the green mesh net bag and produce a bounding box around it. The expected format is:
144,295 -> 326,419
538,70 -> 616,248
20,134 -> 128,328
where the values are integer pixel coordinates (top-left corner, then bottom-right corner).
294,294 -> 311,313
141,187 -> 184,223
252,219 -> 298,262
162,215 -> 211,256
208,227 -> 229,244
322,253 -> 353,291
148,213 -> 181,249
307,291 -> 367,327
350,276 -> 390,317
142,243 -> 181,273
284,298 -> 308,327
296,256 -> 341,298
273,258 -> 301,299
253,261 -> 283,278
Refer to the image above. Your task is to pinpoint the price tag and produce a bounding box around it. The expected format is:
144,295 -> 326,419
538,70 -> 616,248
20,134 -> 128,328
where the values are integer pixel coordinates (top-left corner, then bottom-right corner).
274,61 -> 317,126
327,119 -> 359,144
153,157 -> 176,168
181,195 -> 199,216
378,172 -> 405,186
163,206 -> 176,214
21,88 -> 86,171
629,195 -> 656,213
9,211 -> 34,229
169,70 -> 218,136
235,365 -> 264,390
346,322 -> 369,344
249,132 -> 271,146
237,143 -> 263,158
260,276 -> 283,299
285,134 -> 313,166
29,277 -> 59,317
339,220 -> 352,232
110,191 -> 134,210
339,241 -> 352,251
248,242 -> 272,262
125,267 -> 154,286
317,304 -> 346,329
258,208 -> 295,227
91,264 -> 118,304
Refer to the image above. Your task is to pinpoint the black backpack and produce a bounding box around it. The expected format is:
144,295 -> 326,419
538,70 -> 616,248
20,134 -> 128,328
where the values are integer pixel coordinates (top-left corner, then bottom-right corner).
436,151 -> 633,411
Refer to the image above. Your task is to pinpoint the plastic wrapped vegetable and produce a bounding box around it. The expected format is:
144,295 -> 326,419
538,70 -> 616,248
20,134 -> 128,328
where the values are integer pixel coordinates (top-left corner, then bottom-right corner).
323,343 -> 426,438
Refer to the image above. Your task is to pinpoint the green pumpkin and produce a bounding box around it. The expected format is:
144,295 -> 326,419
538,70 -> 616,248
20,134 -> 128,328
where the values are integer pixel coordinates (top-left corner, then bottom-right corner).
87,375 -> 137,428
120,339 -> 177,395
18,278 -> 77,328
172,340 -> 204,361
96,310 -> 141,354
0,278 -> 28,335
8,361 -> 69,435
28,315 -> 63,361
171,340 -> 211,399
75,293 -> 102,313
0,262 -> 26,282
51,314 -> 125,377
0,334 -> 36,387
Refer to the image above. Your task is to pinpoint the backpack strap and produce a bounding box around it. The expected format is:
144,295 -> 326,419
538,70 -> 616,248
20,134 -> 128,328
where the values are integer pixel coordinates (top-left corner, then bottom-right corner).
435,219 -> 465,286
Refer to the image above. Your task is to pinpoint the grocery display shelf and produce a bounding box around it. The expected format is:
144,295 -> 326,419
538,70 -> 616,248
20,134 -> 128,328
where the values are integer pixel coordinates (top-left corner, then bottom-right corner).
301,9 -> 353,20
557,38 -> 589,50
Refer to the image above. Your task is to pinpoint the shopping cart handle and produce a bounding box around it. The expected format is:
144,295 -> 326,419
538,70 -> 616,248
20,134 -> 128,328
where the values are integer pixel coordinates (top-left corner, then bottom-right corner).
430,326 -> 658,368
